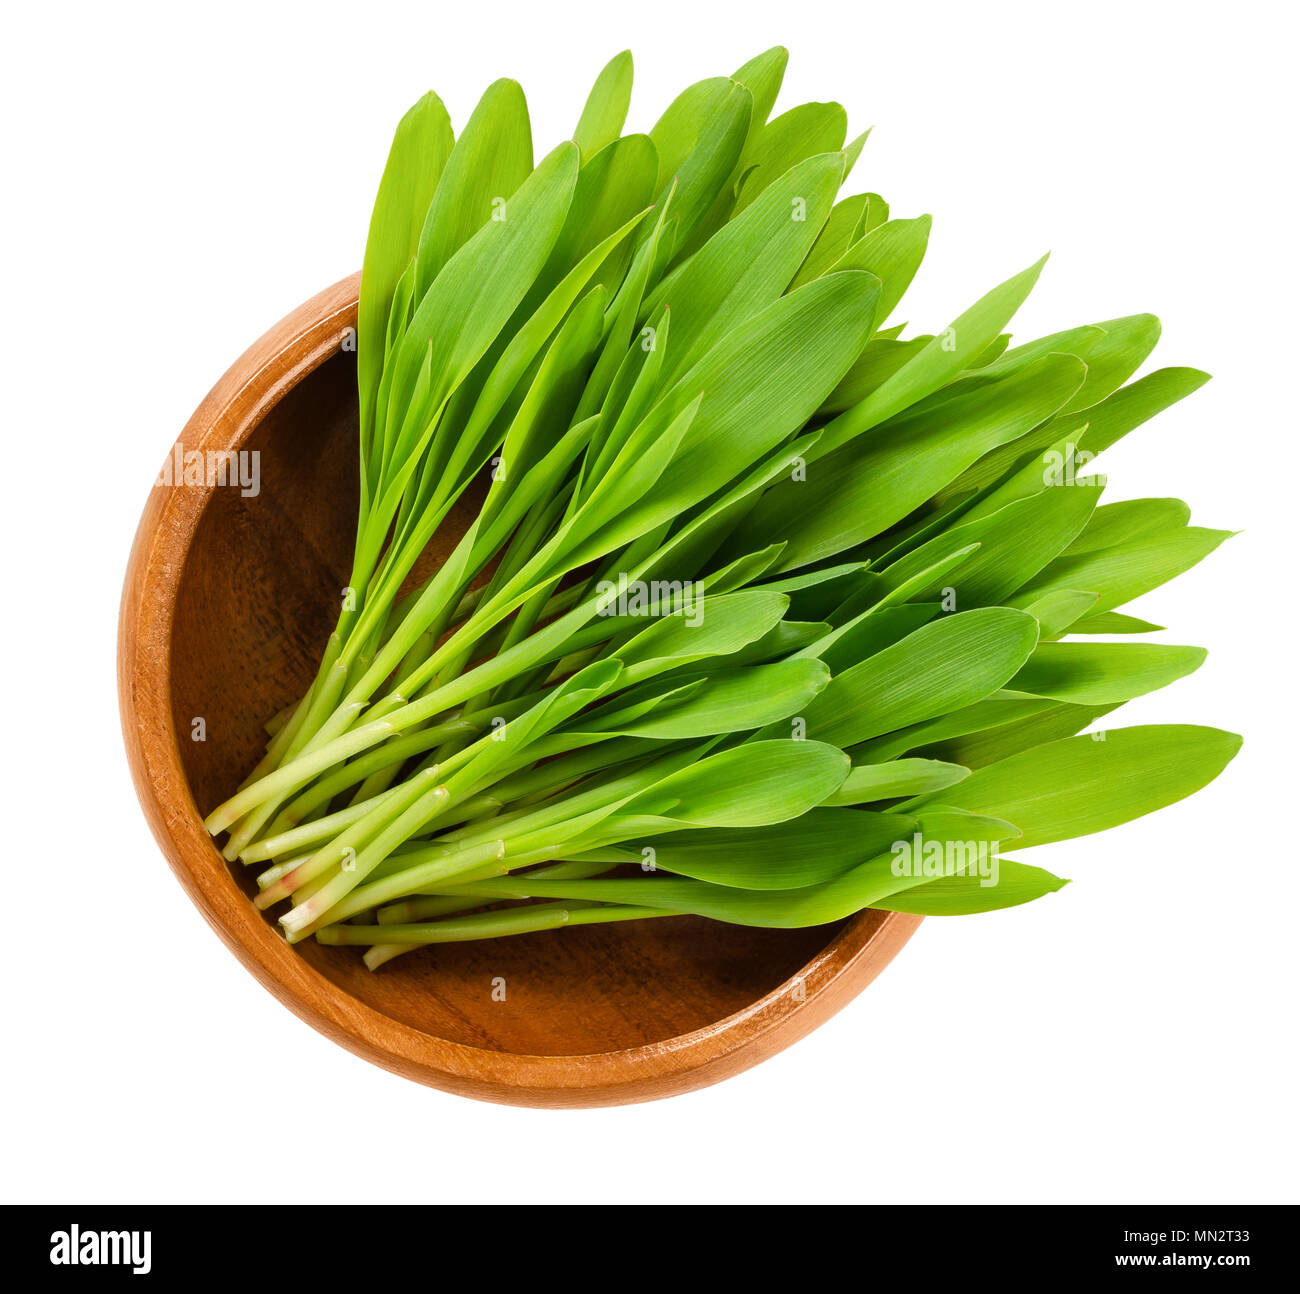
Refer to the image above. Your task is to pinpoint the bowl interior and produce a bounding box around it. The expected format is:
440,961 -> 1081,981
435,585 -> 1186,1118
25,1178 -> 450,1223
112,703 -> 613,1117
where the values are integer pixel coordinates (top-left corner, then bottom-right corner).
170,349 -> 850,1057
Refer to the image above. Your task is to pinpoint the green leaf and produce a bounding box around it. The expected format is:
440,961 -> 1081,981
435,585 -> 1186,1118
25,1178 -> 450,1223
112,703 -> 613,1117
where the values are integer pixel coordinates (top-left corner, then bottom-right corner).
872,857 -> 1069,914
530,133 -> 658,307
1013,526 -> 1233,615
1063,497 -> 1191,556
1007,641 -> 1206,705
822,758 -> 970,805
909,725 -> 1242,848
672,53 -> 794,259
357,92 -> 454,454
1017,588 -> 1100,638
974,314 -> 1160,417
1069,611 -> 1165,635
457,659 -> 623,788
555,395 -> 702,565
739,351 -> 1086,571
385,142 -> 579,460
917,701 -> 1117,769
573,50 -> 634,161
966,333 -> 1012,368
578,186 -> 676,418
804,603 -> 938,675
940,366 -> 1211,503
796,607 -> 1040,747
494,808 -> 1018,926
790,193 -> 872,289
1059,314 -> 1162,414
731,46 -> 789,132
703,618 -> 829,668
607,271 -> 881,538
816,254 -> 1049,458
443,204 -> 650,491
583,659 -> 831,739
829,215 -> 931,324
582,808 -> 909,888
647,151 -> 846,382
861,193 -> 890,234
648,77 -> 752,256
698,543 -> 787,596
980,323 -> 1106,375
625,739 -> 851,827
841,132 -> 870,180
831,541 -> 978,626
954,424 -> 1097,524
852,693 -> 1062,763
414,78 -> 534,298
901,478 -> 1106,607
758,561 -> 868,621
615,591 -> 792,682
731,102 -> 848,214
818,334 -> 931,415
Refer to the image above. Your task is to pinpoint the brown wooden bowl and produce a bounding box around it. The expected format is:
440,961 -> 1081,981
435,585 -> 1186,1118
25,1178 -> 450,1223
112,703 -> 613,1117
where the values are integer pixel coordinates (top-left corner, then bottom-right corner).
117,273 -> 923,1107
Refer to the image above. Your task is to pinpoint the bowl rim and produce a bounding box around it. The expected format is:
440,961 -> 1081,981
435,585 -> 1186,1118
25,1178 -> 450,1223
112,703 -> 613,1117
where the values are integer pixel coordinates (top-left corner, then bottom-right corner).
117,273 -> 923,1108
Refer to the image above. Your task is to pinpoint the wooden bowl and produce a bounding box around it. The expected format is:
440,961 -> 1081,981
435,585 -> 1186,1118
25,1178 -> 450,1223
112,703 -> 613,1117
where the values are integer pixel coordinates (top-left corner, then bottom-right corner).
118,274 -> 923,1107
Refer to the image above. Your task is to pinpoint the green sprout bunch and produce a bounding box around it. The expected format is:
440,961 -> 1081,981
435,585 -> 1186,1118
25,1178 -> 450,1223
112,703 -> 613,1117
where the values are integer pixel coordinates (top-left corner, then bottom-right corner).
205,48 -> 1239,969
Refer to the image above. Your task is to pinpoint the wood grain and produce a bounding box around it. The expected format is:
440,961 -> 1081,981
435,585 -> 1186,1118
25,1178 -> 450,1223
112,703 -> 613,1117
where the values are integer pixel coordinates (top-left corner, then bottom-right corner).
117,274 -> 924,1107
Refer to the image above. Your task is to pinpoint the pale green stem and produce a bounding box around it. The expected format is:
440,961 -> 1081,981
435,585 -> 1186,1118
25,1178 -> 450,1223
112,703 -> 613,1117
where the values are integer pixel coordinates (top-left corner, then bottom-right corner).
320,902 -> 671,947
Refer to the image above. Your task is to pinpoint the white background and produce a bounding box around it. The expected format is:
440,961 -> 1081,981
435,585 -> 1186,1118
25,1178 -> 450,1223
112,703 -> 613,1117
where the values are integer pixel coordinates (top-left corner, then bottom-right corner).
2,0 -> 1295,1204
